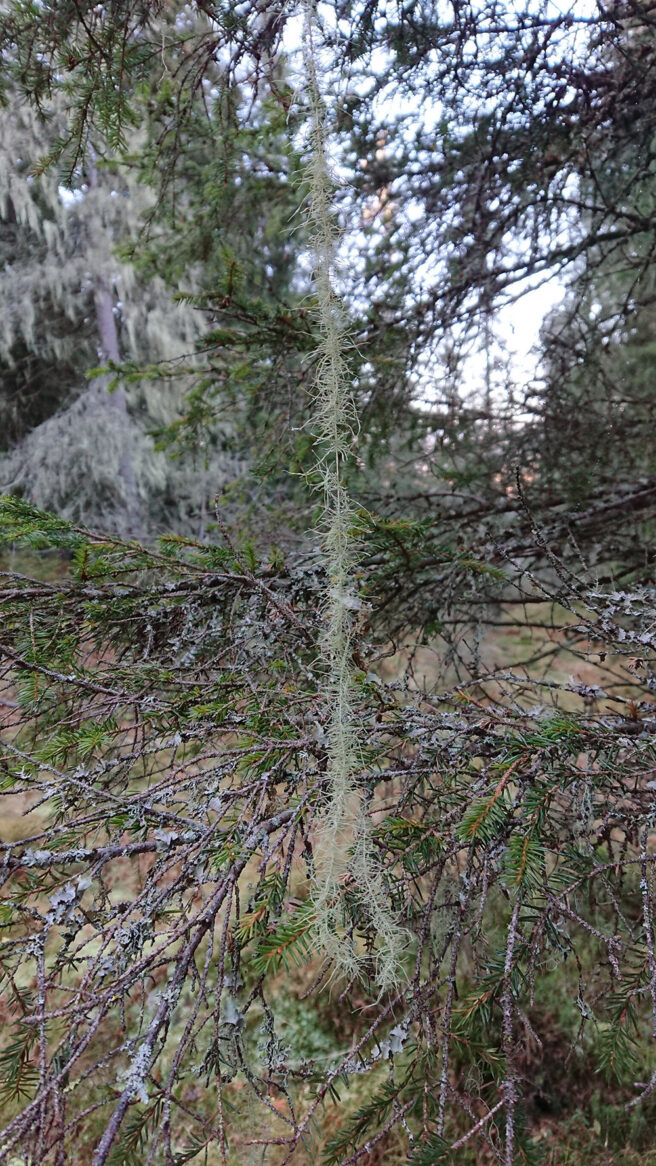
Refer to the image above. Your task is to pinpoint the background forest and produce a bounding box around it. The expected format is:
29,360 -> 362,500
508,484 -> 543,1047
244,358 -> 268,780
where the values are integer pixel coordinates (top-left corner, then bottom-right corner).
0,2 -> 655,1164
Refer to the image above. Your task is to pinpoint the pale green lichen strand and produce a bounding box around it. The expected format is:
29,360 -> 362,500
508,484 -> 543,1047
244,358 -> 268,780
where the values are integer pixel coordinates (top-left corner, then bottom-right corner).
303,4 -> 405,990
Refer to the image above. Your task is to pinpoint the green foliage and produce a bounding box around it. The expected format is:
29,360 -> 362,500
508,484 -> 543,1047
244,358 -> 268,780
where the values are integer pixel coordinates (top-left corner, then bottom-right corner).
250,902 -> 317,976
503,830 -> 546,891
457,781 -> 512,845
107,1099 -> 164,1166
0,1027 -> 39,1105
0,494 -> 79,548
323,1075 -> 419,1166
596,1017 -> 639,1084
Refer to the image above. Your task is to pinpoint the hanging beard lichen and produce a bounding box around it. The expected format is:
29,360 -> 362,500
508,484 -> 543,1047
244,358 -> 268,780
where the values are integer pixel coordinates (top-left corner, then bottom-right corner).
303,2 -> 405,991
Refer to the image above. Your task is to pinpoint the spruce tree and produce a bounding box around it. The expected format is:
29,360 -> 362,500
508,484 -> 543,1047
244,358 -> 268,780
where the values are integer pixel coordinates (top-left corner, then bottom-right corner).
0,96 -> 239,536
0,5 -> 655,1164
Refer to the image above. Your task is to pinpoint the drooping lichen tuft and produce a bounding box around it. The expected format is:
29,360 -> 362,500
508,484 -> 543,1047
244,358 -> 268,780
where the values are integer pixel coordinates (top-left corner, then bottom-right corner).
302,1 -> 406,991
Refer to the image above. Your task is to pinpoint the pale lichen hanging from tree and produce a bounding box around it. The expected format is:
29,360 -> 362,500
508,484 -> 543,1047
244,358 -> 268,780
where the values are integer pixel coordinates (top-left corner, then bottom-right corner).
302,0 -> 405,990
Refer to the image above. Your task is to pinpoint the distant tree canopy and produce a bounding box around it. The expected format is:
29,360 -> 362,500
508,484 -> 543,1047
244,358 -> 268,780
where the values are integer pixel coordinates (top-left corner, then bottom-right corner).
0,90 -> 233,535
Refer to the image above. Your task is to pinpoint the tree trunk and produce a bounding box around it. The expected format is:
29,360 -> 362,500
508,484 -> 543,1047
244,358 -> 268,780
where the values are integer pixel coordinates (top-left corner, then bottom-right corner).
88,154 -> 141,535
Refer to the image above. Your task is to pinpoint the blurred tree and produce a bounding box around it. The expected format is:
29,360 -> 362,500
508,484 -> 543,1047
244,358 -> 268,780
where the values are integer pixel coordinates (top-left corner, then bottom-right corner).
0,97 -> 235,535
